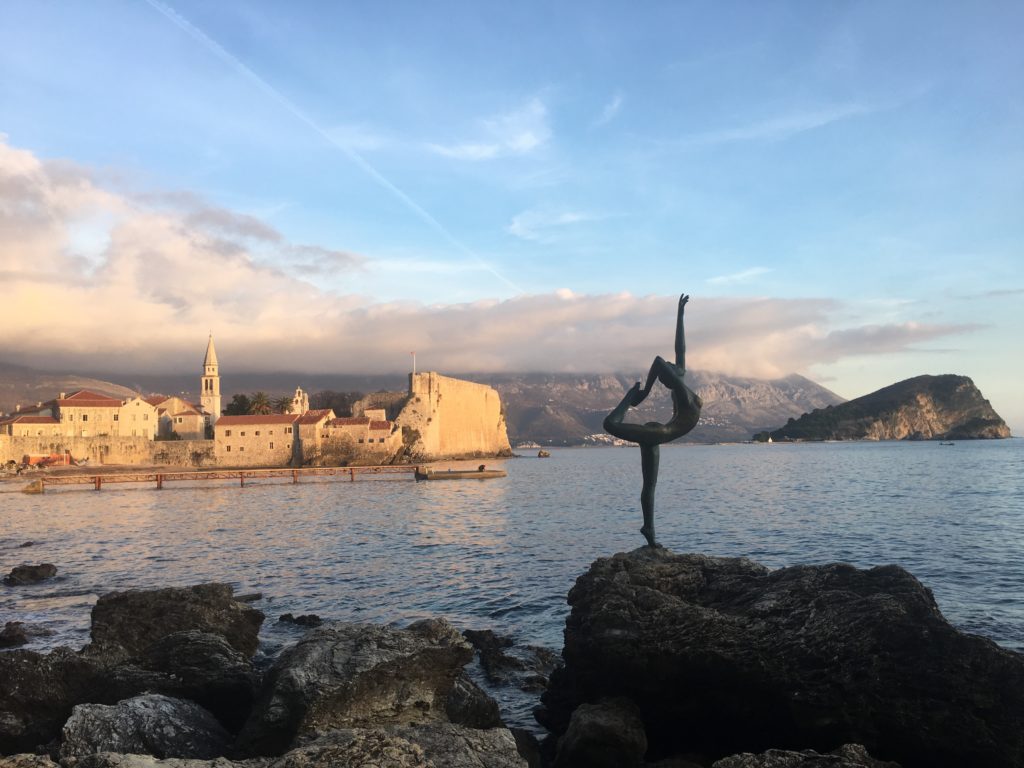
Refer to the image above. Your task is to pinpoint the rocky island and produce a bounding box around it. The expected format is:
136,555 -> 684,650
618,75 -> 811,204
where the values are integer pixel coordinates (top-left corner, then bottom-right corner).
754,374 -> 1010,442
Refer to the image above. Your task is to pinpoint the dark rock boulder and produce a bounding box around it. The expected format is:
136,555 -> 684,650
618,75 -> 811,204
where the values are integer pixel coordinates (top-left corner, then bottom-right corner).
445,672 -> 503,729
278,614 -> 322,628
712,743 -> 901,767
0,623 -> 29,649
0,648 -> 106,754
59,694 -> 231,760
88,584 -> 264,660
140,631 -> 259,732
0,756 -> 58,768
3,564 -> 57,585
236,618 -> 479,756
554,697 -> 647,768
538,547 -> 1024,768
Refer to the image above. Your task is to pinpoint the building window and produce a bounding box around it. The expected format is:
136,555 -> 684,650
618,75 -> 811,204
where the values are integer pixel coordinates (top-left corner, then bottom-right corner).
144,414 -> 149,421
269,442 -> 274,449
255,430 -> 260,436
82,414 -> 88,422
241,431 -> 246,437
113,414 -> 118,421
285,427 -> 292,434
239,447 -> 245,452
225,430 -> 232,436
269,430 -> 274,435
358,438 -> 364,443
226,445 -> 231,452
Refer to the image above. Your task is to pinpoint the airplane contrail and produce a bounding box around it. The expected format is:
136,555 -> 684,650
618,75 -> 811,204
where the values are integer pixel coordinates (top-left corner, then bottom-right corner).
142,0 -> 523,294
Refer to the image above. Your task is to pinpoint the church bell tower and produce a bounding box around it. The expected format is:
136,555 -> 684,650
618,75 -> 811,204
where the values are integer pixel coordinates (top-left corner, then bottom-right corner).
201,334 -> 222,427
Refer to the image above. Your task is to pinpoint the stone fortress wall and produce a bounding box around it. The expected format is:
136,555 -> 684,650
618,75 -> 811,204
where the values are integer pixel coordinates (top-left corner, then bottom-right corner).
0,436 -> 215,467
394,372 -> 511,460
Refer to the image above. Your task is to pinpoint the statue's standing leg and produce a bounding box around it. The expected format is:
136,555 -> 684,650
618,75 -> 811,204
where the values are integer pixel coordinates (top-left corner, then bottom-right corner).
639,442 -> 659,546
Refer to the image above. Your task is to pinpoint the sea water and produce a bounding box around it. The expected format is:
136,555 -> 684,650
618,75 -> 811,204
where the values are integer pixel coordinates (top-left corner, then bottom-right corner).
2,440 -> 1023,725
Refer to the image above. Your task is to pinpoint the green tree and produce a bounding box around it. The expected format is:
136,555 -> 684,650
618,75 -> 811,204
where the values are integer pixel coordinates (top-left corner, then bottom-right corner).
273,395 -> 295,414
249,391 -> 272,415
224,393 -> 251,416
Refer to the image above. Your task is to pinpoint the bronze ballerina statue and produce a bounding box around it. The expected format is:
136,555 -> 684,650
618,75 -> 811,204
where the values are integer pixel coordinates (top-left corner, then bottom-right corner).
603,294 -> 703,547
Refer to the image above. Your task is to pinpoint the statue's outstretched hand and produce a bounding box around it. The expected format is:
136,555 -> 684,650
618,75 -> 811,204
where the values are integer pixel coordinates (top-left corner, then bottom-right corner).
628,381 -> 648,407
679,294 -> 690,308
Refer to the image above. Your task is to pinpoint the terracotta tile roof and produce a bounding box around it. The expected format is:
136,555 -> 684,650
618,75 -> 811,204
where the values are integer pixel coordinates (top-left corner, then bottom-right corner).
216,414 -> 298,426
329,417 -> 370,427
11,403 -> 51,415
0,415 -> 60,425
369,420 -> 392,431
144,396 -> 168,407
57,390 -> 123,408
172,411 -> 201,418
295,409 -> 334,424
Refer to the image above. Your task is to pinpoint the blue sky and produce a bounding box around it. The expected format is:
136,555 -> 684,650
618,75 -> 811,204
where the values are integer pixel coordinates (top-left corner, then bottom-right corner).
1,1 -> 1021,429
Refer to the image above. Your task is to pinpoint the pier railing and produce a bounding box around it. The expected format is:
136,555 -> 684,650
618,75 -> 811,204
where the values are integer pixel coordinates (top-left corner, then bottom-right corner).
28,464 -> 421,492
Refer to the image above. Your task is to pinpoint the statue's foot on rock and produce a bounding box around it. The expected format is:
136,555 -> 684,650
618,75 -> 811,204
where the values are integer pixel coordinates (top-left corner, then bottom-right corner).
640,526 -> 658,547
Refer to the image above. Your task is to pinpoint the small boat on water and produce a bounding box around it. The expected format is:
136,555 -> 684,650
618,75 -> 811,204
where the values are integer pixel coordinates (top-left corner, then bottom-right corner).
415,465 -> 507,481
940,441 -> 955,446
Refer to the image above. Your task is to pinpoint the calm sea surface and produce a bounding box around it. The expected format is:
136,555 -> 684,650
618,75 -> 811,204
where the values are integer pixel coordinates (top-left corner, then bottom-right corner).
2,440 -> 1023,725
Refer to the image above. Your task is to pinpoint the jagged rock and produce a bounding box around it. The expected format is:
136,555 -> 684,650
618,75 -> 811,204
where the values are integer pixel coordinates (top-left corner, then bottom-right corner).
0,622 -> 29,648
538,547 -> 1024,768
554,697 -> 647,768
712,743 -> 901,767
60,725 -> 526,767
88,584 -> 264,660
3,564 -> 56,585
59,694 -> 231,760
462,629 -> 560,692
236,619 -> 477,755
0,756 -> 57,768
140,631 -> 258,732
300,725 -> 527,768
444,672 -> 503,729
0,648 -> 107,754
277,614 -> 322,628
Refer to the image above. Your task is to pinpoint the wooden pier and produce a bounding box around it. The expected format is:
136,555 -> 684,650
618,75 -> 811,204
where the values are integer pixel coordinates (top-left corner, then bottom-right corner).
25,465 -> 422,493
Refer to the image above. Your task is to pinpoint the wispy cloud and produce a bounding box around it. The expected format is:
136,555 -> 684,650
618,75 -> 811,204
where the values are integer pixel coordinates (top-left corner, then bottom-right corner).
507,209 -> 599,242
428,98 -> 550,161
706,267 -> 772,285
593,91 -> 624,127
679,103 -> 874,146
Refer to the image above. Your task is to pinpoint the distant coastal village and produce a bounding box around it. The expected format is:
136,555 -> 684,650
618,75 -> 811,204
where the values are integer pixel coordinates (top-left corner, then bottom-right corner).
0,337 -> 511,468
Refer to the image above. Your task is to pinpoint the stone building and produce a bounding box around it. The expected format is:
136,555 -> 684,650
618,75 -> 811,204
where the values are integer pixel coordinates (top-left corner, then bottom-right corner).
145,395 -> 207,440
214,414 -> 300,467
0,414 -> 62,437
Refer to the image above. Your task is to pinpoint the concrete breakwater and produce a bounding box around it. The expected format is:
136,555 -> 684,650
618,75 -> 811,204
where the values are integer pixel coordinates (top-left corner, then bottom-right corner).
3,550 -> 1022,767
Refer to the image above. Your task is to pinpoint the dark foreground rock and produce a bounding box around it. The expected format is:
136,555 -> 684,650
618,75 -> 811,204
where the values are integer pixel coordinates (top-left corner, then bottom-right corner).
59,694 -> 231,760
4,564 -> 57,585
0,585 -> 264,754
0,623 -> 29,648
236,618 -> 492,756
538,547 -> 1024,768
712,744 -> 901,767
88,584 -> 264,659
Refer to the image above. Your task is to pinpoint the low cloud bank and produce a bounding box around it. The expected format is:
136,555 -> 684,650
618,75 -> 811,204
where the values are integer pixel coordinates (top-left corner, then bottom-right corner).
0,138 -> 974,377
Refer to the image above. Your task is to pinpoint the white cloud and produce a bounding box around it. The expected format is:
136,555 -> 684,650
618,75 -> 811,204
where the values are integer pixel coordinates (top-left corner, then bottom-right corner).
706,267 -> 772,285
428,98 -> 550,161
593,91 -> 624,127
679,103 -> 873,146
507,209 -> 598,242
0,139 -> 979,380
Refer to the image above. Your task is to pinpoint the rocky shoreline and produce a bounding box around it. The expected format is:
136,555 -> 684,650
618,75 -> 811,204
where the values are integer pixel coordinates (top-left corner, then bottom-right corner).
2,550 -> 1022,767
